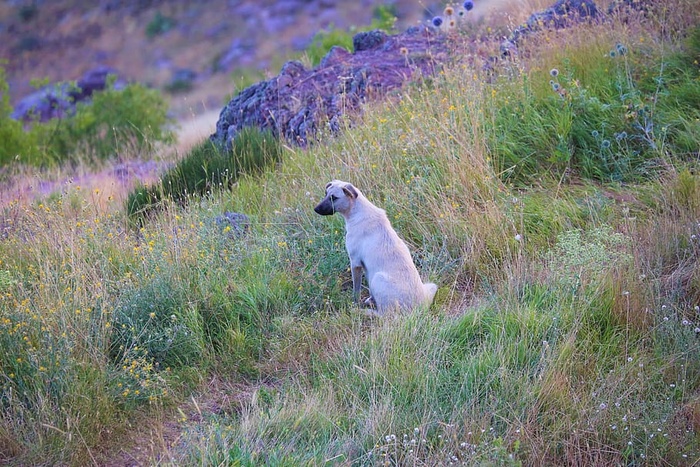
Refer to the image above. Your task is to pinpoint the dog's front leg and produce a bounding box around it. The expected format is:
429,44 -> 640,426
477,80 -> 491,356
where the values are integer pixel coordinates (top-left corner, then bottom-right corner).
351,263 -> 364,304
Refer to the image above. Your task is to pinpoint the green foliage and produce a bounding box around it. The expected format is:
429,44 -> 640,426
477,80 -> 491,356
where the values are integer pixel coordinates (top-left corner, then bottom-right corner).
146,11 -> 176,39
40,81 -> 173,164
110,273 -> 205,369
306,27 -> 355,67
0,66 -> 173,168
127,128 -> 282,219
4,6 -> 700,466
488,35 -> 700,183
0,65 -> 41,167
547,225 -> 632,289
305,5 -> 397,67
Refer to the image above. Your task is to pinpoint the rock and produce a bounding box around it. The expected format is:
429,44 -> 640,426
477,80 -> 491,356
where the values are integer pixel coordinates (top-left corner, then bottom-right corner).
11,66 -> 124,122
353,30 -> 388,52
211,26 -> 447,148
502,0 -> 600,55
166,68 -> 197,93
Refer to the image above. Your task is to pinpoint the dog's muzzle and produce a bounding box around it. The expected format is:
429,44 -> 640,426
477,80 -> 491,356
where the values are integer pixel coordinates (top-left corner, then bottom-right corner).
314,197 -> 335,216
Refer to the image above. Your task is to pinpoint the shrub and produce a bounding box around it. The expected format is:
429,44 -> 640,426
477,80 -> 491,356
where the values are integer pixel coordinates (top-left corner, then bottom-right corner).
0,65 -> 41,167
110,273 -> 205,369
146,11 -> 176,39
0,67 -> 173,168
127,127 -> 282,219
39,81 -> 174,164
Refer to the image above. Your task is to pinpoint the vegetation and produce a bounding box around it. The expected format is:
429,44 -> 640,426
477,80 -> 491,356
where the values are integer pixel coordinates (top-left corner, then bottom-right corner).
306,5 -> 398,66
126,127 -> 282,220
1,1 -> 699,465
0,72 -> 173,169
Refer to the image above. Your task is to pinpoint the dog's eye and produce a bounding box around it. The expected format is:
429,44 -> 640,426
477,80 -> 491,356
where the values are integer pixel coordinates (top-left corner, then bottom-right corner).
330,195 -> 338,201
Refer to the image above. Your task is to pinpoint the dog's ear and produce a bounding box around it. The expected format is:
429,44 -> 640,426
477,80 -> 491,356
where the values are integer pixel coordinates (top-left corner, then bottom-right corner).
342,184 -> 358,199
325,182 -> 333,192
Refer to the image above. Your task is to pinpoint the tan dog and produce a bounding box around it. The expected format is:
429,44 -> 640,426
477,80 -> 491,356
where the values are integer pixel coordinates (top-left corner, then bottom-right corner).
314,180 -> 438,315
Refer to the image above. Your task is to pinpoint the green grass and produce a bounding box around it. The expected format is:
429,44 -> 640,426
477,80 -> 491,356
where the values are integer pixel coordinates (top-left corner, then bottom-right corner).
1,1 -> 700,464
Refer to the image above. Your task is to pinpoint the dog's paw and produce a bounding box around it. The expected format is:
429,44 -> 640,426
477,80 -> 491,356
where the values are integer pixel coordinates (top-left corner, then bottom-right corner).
362,308 -> 383,318
363,296 -> 376,308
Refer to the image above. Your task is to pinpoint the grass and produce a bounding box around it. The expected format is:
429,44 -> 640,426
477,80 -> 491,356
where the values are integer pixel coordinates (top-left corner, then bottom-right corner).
1,1 -> 700,465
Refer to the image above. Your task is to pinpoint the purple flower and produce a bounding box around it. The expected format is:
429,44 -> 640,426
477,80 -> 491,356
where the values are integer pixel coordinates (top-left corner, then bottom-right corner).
464,1 -> 474,11
432,16 -> 443,27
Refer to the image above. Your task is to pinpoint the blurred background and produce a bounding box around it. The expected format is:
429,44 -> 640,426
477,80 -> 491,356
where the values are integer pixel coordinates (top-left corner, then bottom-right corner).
0,0 -> 534,120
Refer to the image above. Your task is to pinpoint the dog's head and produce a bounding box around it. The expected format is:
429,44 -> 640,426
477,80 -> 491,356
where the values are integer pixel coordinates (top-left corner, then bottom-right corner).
314,180 -> 359,216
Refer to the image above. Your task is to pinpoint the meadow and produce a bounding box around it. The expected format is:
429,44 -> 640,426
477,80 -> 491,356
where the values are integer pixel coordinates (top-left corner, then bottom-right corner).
1,1 -> 700,465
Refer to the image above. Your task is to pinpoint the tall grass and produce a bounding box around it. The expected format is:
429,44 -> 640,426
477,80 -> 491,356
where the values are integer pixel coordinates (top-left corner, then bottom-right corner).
1,1 -> 699,465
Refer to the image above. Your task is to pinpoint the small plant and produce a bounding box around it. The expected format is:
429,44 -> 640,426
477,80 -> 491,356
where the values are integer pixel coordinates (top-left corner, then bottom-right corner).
146,11 -> 176,39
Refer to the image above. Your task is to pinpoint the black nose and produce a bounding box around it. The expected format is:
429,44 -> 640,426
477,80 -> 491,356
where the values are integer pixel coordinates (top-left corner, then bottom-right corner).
314,200 -> 334,215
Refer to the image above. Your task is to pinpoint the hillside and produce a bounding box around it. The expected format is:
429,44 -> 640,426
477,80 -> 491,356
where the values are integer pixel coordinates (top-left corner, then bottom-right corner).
1,0 -> 699,466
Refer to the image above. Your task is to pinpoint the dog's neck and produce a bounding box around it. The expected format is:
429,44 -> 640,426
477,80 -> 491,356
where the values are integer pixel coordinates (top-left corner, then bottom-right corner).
342,195 -> 386,228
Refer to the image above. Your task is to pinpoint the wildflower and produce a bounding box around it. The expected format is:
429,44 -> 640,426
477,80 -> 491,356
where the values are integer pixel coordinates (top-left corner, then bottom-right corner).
464,1 -> 474,11
682,319 -> 690,326
444,6 -> 454,16
601,139 -> 611,149
610,50 -> 617,58
515,234 -> 523,242
550,68 -> 559,77
552,82 -> 561,92
599,402 -> 608,410
616,43 -> 627,55
400,47 -> 408,55
591,130 -> 599,137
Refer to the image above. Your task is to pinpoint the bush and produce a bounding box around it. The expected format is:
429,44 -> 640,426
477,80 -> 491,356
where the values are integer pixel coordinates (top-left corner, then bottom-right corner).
127,127 -> 282,219
146,11 -> 176,39
40,81 -> 174,164
0,65 -> 41,167
0,66 -> 173,168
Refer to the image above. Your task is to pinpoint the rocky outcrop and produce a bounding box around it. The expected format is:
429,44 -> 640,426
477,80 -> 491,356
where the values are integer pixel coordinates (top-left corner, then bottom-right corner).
211,0 -> 643,149
210,26 -> 448,148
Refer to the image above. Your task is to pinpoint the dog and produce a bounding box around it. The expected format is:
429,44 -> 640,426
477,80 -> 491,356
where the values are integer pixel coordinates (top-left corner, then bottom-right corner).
314,180 -> 438,315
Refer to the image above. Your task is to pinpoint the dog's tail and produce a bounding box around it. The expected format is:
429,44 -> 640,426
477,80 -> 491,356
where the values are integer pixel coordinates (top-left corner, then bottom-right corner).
422,282 -> 438,307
